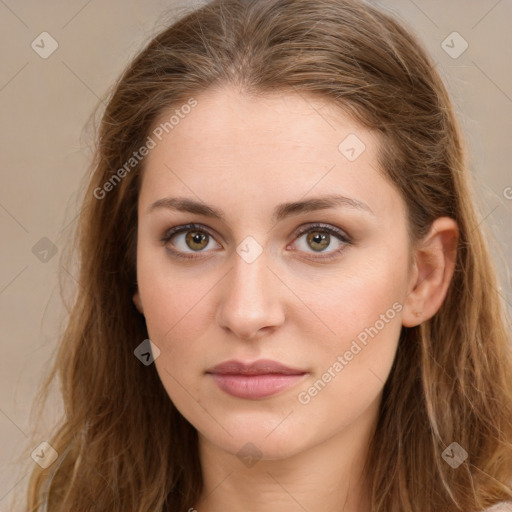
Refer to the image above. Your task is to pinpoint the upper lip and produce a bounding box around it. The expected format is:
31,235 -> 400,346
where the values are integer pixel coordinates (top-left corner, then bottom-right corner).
206,359 -> 307,375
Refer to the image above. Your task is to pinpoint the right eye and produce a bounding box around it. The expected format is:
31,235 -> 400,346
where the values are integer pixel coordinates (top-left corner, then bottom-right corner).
160,223 -> 221,260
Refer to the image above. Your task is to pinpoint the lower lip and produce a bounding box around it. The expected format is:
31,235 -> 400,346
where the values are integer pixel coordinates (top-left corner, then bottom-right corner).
208,373 -> 306,399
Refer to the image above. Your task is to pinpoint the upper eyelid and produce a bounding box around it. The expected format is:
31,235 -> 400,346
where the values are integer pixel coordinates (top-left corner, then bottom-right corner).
161,222 -> 351,246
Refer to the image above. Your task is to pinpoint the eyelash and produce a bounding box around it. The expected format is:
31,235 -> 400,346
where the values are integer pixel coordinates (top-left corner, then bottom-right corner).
160,222 -> 352,261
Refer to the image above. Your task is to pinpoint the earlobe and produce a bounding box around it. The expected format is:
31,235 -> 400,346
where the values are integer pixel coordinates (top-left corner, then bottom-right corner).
402,217 -> 459,328
133,291 -> 144,315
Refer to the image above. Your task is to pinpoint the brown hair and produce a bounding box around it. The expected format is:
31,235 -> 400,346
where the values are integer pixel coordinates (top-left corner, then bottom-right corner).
13,0 -> 512,510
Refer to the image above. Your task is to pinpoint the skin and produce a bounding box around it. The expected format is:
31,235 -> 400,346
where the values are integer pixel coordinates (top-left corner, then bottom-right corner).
133,85 -> 459,512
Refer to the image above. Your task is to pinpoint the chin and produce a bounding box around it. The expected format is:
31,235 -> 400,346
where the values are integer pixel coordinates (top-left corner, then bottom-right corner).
199,419 -> 309,462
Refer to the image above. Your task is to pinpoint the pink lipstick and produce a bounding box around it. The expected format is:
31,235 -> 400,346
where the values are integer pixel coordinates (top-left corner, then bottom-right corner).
206,359 -> 308,399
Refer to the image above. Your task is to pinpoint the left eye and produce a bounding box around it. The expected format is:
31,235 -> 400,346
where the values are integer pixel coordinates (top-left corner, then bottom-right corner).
292,225 -> 351,258
160,223 -> 352,260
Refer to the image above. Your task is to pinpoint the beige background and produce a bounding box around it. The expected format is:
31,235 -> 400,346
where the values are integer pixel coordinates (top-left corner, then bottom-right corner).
0,0 -> 511,509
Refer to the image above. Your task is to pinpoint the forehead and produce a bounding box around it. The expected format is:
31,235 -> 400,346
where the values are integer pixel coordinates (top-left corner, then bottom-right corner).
149,86 -> 374,159
139,85 -> 404,223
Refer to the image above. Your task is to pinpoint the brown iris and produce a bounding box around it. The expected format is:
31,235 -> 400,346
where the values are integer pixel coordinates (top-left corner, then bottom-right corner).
185,231 -> 209,251
307,231 -> 330,252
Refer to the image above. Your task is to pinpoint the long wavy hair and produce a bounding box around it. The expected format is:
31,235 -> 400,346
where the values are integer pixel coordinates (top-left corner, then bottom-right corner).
12,0 -> 512,510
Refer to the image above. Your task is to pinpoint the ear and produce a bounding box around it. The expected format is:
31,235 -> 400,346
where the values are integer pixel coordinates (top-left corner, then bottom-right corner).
402,217 -> 459,328
133,290 -> 144,315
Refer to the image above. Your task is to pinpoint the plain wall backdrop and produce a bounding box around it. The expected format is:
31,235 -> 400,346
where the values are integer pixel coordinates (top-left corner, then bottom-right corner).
0,0 -> 511,509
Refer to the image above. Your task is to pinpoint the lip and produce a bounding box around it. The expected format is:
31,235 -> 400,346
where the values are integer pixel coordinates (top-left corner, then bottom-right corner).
206,359 -> 308,399
206,358 -> 306,375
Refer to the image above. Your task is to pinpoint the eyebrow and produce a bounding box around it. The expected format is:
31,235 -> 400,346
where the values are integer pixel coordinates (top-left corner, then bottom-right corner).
147,194 -> 374,222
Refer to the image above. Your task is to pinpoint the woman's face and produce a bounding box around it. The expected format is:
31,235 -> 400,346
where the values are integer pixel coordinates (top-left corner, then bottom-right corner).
134,85 -> 415,460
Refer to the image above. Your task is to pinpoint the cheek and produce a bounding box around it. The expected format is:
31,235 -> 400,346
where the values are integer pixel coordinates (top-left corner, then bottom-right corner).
290,293 -> 402,447
301,256 -> 405,347
136,252 -> 222,403
296,257 -> 405,399
137,260 -> 210,406
136,247 -> 210,342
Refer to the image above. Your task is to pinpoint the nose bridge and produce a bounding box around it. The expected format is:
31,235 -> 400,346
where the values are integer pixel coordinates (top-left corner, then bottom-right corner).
231,247 -> 269,303
216,242 -> 284,339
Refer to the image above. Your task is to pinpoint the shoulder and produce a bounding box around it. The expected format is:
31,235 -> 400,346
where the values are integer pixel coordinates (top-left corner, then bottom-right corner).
484,503 -> 512,512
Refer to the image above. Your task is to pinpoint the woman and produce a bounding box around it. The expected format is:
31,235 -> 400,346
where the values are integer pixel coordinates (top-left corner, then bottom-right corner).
17,0 -> 512,510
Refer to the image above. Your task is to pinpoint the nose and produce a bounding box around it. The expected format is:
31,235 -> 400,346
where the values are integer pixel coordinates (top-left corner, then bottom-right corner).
215,249 -> 286,341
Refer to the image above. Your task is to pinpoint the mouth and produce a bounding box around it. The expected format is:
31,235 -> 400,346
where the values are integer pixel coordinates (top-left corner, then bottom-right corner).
206,359 -> 308,399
